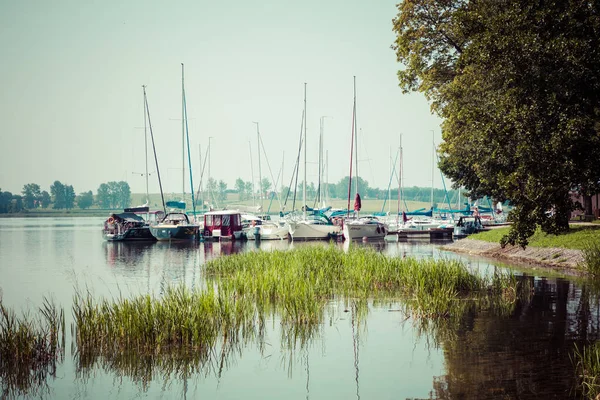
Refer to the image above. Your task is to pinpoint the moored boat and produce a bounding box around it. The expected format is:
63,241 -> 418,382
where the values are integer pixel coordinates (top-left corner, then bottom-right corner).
149,212 -> 200,241
242,214 -> 289,240
202,210 -> 246,241
102,207 -> 164,242
342,217 -> 387,241
287,213 -> 342,240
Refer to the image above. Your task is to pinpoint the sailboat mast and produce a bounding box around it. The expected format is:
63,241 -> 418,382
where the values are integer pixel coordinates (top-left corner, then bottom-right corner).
355,79 -> 359,202
325,150 -> 329,205
182,64 -> 186,202
303,82 -> 307,221
346,76 -> 356,218
182,63 -> 196,218
254,122 -> 262,212
318,117 -> 322,204
143,85 -> 149,216
388,147 -> 391,214
249,140 -> 256,206
431,130 -> 435,208
144,85 -> 166,215
198,143 -> 202,209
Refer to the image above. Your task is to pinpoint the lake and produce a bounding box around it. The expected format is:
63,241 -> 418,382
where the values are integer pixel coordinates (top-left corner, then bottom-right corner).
0,217 -> 597,399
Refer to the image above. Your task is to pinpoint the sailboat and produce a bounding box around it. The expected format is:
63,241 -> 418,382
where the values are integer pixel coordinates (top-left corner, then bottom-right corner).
150,64 -> 200,241
287,83 -> 342,241
342,77 -> 387,241
102,86 -> 164,241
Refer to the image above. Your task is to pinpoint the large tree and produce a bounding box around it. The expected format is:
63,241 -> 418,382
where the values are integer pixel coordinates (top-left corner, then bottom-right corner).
393,0 -> 600,247
40,191 -> 51,208
234,178 -> 247,201
97,183 -> 111,208
77,190 -> 94,209
50,181 -> 66,209
22,183 -> 41,209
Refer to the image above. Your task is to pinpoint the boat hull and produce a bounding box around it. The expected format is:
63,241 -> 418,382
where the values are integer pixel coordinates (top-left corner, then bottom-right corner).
245,224 -> 289,240
149,225 -> 200,241
288,222 -> 341,241
103,226 -> 156,242
342,222 -> 387,241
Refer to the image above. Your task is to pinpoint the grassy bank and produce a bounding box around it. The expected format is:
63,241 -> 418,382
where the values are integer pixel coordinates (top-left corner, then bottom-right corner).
472,224 -> 600,251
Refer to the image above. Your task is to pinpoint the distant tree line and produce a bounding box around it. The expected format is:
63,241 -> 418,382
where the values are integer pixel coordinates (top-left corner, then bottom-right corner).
229,175 -> 464,208
0,181 -> 131,214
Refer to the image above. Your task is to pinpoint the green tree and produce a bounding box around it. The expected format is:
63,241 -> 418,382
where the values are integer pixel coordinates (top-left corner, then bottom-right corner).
117,181 -> 131,208
0,189 -> 12,213
65,185 -> 75,209
107,182 -> 120,208
97,183 -> 111,208
392,0 -> 600,247
40,191 -> 51,208
334,176 -> 369,201
50,181 -> 66,209
235,178 -> 247,201
260,178 -> 272,198
218,180 -> 228,202
206,178 -> 218,206
77,190 -> 94,209
22,183 -> 41,209
244,182 -> 253,201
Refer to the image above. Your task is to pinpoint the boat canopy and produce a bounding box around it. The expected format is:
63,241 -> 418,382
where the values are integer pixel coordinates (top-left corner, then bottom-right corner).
166,201 -> 186,210
111,212 -> 146,222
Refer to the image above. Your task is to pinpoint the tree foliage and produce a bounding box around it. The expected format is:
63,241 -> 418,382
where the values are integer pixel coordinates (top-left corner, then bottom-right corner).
0,189 -> 24,213
22,183 -> 41,209
77,191 -> 94,209
234,178 -> 247,201
393,0 -> 600,247
50,181 -> 75,210
96,181 -> 131,209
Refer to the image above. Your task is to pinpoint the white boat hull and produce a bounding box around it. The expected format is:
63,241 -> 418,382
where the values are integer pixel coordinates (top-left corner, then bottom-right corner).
288,221 -> 341,240
245,223 -> 289,240
342,221 -> 387,240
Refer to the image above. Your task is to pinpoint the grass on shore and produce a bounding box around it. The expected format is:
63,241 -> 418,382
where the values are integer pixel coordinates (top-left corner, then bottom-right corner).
471,224 -> 600,251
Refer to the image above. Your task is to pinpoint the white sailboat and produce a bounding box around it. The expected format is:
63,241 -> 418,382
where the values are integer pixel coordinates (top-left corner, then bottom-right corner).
342,76 -> 387,241
287,83 -> 342,241
150,63 -> 200,241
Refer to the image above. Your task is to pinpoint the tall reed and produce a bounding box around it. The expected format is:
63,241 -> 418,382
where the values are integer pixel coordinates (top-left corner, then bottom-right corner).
0,297 -> 65,398
573,342 -> 600,399
206,245 -> 517,324
582,240 -> 600,278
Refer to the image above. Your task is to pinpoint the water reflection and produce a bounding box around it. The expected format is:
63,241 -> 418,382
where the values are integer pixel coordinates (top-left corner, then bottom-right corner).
5,218 -> 600,399
429,276 -> 600,399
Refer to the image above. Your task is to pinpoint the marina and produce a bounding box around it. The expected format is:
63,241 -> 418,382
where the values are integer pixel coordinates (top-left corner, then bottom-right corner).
1,216 -> 598,399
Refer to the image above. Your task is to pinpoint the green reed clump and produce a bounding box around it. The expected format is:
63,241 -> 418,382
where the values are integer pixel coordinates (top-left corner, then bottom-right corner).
73,285 -> 255,355
205,245 -> 518,324
0,297 -> 65,398
582,240 -> 600,278
573,342 -> 600,399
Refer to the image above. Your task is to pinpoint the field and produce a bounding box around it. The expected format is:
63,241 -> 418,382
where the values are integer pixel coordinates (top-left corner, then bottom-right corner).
130,192 -> 433,215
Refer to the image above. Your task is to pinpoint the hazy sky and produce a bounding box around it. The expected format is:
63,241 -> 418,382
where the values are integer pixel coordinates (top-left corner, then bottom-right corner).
0,0 -> 444,198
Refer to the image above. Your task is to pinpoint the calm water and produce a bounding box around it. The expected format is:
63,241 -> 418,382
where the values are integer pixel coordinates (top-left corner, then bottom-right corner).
0,217 -> 598,399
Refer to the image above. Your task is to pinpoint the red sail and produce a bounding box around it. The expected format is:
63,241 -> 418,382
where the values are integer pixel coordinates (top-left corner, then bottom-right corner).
353,193 -> 362,212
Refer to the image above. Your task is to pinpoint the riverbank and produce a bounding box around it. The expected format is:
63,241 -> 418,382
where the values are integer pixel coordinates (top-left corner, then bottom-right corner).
442,238 -> 585,276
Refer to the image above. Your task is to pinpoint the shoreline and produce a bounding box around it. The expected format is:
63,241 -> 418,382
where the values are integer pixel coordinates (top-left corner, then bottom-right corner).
442,238 -> 585,276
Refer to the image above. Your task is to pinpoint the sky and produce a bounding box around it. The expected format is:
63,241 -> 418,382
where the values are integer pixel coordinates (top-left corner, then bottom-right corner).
0,0 -> 444,198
